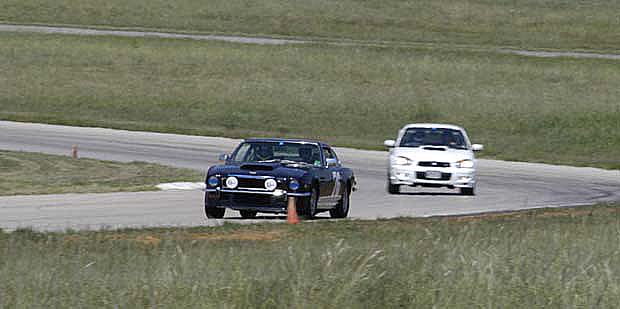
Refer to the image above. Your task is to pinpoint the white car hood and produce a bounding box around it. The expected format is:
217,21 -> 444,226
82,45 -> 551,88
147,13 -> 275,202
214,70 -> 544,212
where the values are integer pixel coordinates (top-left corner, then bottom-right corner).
391,147 -> 474,163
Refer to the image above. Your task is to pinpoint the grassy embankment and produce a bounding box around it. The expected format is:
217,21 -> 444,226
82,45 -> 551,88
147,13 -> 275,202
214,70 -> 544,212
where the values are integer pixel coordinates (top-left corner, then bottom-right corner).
1,203 -> 620,307
1,0 -> 620,51
1,33 -> 618,168
0,150 -> 201,195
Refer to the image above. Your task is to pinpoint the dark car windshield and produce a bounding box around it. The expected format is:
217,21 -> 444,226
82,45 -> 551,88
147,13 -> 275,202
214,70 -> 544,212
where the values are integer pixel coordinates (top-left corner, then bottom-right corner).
399,128 -> 468,149
230,141 -> 323,166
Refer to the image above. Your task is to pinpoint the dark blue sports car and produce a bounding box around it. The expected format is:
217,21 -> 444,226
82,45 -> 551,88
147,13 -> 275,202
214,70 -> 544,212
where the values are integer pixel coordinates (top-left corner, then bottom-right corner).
205,138 -> 356,219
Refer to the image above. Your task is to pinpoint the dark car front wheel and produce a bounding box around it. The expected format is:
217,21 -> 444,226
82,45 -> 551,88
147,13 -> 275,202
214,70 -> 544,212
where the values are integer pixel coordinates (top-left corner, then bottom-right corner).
205,205 -> 225,219
205,196 -> 226,219
239,210 -> 257,219
301,187 -> 319,219
330,184 -> 350,219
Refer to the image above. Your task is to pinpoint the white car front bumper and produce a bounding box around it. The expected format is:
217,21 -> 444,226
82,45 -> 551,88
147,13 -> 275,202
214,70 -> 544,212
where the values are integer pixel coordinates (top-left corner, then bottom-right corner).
389,165 -> 476,188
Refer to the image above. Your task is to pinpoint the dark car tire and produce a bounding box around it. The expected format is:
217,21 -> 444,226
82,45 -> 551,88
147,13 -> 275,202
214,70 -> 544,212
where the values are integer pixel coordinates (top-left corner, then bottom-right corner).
239,210 -> 257,219
460,187 -> 475,196
205,194 -> 225,219
387,180 -> 400,194
205,206 -> 225,219
330,184 -> 350,219
302,187 -> 319,219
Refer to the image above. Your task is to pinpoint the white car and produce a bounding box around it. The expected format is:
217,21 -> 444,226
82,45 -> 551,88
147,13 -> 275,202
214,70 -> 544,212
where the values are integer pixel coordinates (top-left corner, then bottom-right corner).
384,123 -> 483,195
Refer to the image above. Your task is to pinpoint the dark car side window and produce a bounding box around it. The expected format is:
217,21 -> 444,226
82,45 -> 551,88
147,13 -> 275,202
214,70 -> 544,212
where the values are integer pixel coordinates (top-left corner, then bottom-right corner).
233,143 -> 252,161
322,147 -> 339,166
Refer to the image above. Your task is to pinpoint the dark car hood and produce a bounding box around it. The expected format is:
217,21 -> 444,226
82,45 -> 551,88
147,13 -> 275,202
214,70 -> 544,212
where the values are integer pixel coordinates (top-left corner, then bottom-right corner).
208,162 -> 311,178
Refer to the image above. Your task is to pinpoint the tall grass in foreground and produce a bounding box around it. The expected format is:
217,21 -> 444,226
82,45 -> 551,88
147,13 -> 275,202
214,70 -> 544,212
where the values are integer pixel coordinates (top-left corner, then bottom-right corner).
1,205 -> 620,307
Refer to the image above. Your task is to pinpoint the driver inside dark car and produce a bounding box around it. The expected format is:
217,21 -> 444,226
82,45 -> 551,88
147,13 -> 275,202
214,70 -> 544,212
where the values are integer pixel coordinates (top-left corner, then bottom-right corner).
298,147 -> 315,164
254,145 -> 274,161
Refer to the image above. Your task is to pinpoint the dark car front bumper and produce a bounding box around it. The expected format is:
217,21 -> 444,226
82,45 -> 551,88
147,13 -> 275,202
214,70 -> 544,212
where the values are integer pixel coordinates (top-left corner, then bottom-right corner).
206,188 -> 311,213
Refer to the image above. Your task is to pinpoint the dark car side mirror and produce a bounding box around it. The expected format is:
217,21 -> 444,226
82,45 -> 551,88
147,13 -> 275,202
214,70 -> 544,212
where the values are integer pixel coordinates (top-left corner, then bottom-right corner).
326,158 -> 339,167
218,154 -> 229,161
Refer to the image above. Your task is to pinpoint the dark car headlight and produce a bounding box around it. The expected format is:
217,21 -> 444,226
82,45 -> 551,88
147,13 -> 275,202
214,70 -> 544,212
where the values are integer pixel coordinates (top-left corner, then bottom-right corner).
288,179 -> 300,191
225,176 -> 239,189
264,179 -> 278,191
207,176 -> 219,187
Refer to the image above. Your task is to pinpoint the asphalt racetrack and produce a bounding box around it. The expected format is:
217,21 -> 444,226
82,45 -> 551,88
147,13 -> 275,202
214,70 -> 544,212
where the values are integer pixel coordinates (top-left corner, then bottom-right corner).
2,24 -> 620,60
0,121 -> 618,231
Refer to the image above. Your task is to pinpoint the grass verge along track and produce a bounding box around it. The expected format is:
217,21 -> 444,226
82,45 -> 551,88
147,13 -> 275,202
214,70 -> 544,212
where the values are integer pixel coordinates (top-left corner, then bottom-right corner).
0,150 -> 201,195
1,203 -> 620,307
1,33 -> 618,168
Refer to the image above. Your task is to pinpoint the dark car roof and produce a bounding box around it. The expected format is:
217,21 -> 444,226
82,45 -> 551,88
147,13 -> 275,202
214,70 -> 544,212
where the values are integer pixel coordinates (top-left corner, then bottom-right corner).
244,138 -> 329,147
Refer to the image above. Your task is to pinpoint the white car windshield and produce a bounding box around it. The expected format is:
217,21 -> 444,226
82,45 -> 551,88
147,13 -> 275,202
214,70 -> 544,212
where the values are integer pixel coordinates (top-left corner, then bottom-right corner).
399,128 -> 468,149
230,141 -> 323,166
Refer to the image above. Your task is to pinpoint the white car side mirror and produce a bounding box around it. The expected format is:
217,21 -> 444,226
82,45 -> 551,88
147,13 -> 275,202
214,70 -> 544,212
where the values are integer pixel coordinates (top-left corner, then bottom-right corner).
384,140 -> 396,148
471,144 -> 484,152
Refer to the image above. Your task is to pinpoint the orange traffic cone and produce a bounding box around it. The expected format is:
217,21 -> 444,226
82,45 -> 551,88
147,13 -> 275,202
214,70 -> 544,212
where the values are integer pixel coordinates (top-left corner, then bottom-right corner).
287,196 -> 300,224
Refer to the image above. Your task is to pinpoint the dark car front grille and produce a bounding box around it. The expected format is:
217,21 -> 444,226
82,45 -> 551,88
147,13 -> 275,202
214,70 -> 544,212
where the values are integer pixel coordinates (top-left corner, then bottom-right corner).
237,177 -> 267,189
418,161 -> 451,168
416,172 -> 452,181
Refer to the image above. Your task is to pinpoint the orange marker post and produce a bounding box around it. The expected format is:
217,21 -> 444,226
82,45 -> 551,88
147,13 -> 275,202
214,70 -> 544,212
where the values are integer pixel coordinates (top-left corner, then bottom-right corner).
71,145 -> 78,159
287,196 -> 300,224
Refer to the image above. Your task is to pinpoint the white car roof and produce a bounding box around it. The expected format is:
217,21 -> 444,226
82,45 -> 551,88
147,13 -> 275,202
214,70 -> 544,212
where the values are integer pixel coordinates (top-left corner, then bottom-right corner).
400,123 -> 466,132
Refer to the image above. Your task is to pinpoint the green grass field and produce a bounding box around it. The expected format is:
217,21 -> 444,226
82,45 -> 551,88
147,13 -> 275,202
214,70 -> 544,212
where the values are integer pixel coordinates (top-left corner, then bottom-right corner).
0,150 -> 201,195
2,0 -> 620,51
1,204 -> 619,307
1,32 -> 618,168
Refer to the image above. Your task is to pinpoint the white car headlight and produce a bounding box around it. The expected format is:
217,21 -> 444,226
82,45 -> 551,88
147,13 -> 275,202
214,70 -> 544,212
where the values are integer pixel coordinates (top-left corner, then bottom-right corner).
456,159 -> 474,168
225,176 -> 239,189
393,156 -> 413,166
